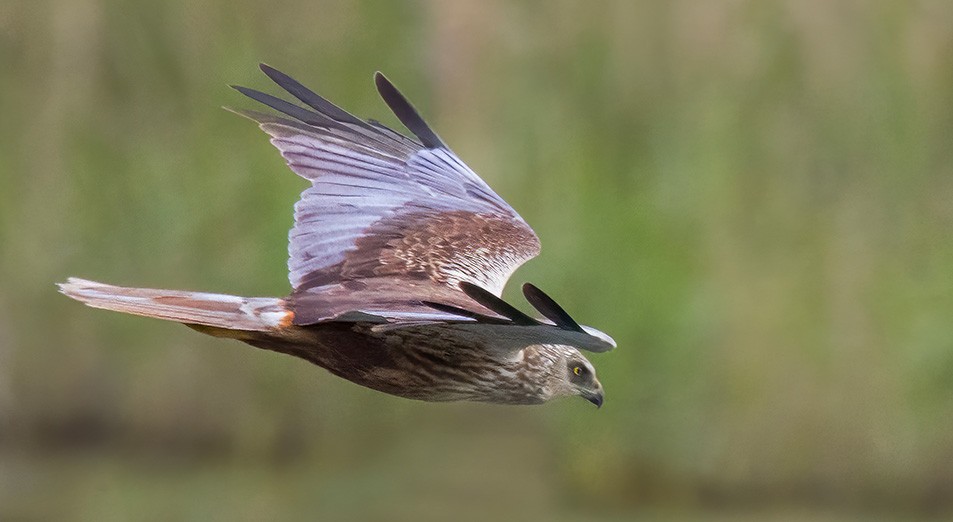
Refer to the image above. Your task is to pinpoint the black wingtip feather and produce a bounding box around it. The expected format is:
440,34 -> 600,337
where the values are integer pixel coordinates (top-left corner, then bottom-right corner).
459,282 -> 540,326
231,84 -> 331,127
259,64 -> 368,127
421,301 -> 512,325
522,283 -> 584,332
374,72 -> 446,149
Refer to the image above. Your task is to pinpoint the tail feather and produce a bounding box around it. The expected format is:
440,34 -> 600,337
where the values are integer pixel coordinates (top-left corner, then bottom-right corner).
58,277 -> 292,331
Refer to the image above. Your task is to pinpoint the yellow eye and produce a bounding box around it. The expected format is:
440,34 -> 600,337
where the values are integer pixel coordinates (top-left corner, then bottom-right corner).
573,366 -> 582,376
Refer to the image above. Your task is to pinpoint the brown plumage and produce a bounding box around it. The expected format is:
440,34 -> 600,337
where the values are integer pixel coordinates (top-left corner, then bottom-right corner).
59,65 -> 615,407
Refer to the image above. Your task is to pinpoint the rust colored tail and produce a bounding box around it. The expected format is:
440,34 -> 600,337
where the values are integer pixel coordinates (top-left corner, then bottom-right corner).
58,277 -> 292,331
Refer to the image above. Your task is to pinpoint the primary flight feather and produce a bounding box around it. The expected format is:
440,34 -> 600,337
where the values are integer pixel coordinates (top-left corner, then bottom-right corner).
59,64 -> 615,407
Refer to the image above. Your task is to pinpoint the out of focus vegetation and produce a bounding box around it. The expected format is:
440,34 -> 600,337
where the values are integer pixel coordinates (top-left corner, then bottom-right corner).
2,1 -> 953,520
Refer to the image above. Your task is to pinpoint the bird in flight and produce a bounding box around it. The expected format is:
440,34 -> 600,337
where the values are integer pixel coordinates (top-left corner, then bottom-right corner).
59,64 -> 615,407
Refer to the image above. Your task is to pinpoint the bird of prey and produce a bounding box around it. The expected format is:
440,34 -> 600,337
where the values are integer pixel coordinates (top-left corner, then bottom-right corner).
59,64 -> 615,407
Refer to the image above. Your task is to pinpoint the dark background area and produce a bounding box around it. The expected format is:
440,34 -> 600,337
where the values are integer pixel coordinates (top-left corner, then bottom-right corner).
2,1 -> 953,520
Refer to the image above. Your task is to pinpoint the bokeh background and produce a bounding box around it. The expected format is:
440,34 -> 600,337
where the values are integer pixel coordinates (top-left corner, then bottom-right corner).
2,0 -> 953,520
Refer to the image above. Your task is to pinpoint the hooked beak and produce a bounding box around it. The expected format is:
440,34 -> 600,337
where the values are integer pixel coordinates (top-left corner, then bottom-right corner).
582,382 -> 604,408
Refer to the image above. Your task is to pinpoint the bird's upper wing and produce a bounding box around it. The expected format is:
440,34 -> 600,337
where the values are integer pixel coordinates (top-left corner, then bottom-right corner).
232,65 -> 540,325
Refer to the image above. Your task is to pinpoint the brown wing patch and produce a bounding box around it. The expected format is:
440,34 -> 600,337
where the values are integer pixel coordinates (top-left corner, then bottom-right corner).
348,209 -> 539,287
295,208 -> 539,296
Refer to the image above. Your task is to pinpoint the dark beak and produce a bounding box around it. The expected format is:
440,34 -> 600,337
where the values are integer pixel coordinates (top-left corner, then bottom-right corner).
582,384 -> 604,408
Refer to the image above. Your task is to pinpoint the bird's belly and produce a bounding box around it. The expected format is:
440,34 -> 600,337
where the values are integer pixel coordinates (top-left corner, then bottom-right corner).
244,322 -> 546,404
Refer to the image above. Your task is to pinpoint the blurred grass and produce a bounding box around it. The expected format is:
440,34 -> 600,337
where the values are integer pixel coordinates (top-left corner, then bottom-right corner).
2,0 -> 953,520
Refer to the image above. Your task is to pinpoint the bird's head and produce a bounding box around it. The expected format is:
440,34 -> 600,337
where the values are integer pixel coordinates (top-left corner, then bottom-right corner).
545,347 -> 604,408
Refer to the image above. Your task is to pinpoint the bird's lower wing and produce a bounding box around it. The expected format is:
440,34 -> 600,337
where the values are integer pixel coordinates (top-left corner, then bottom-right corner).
369,321 -> 616,355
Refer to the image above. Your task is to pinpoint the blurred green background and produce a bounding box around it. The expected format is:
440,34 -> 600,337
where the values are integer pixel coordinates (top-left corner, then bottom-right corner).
2,0 -> 953,520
